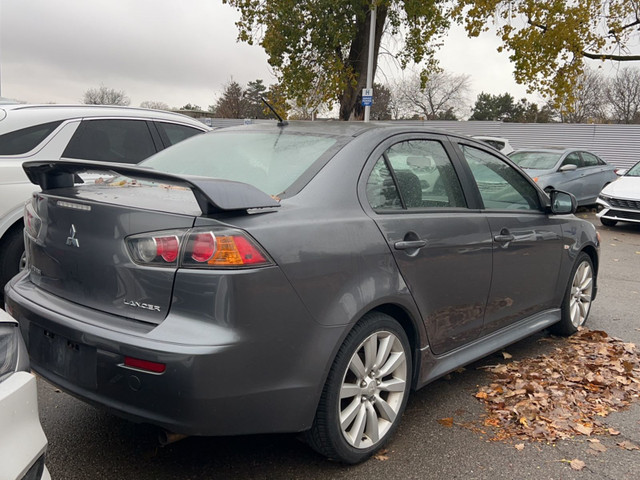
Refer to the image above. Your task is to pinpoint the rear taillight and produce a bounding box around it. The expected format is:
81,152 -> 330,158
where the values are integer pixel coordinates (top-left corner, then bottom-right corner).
127,233 -> 182,266
24,200 -> 42,239
125,228 -> 272,269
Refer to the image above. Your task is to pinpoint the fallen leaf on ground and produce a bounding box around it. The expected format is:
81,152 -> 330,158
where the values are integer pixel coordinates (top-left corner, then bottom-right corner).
570,459 -> 586,471
617,441 -> 640,451
437,417 -> 454,427
467,329 -> 640,443
502,352 -> 513,359
588,442 -> 607,453
514,443 -> 525,451
374,449 -> 389,461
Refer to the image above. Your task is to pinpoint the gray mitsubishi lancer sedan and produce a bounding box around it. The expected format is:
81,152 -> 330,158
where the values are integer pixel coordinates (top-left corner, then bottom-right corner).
4,122 -> 599,464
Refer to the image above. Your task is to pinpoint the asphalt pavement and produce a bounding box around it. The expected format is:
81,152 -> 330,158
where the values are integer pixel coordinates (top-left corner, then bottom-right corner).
36,211 -> 640,479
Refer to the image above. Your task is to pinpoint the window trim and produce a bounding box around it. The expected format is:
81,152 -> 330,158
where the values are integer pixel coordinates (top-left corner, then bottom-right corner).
358,132 -> 475,215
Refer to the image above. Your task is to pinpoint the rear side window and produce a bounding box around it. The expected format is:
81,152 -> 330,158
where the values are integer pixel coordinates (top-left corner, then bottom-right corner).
367,140 -> 466,211
155,122 -> 203,146
0,121 -> 63,155
63,119 -> 157,164
580,152 -> 600,167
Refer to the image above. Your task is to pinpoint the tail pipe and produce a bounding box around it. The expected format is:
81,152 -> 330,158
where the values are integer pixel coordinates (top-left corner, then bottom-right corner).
158,430 -> 189,446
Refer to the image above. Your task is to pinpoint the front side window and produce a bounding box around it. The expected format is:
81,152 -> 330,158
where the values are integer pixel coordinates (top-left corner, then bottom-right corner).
63,119 -> 157,164
562,152 -> 582,169
0,121 -> 63,155
462,145 -> 540,211
366,139 -> 466,211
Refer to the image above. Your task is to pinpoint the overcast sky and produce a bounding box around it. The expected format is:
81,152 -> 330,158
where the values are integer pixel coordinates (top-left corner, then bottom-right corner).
1,0 -> 533,112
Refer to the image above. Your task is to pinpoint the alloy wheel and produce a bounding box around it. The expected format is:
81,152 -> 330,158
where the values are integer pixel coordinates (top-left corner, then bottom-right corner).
338,330 -> 408,449
569,260 -> 593,328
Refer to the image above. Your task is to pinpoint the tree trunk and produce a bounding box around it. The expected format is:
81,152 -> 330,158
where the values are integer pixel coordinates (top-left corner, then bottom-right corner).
339,6 -> 387,121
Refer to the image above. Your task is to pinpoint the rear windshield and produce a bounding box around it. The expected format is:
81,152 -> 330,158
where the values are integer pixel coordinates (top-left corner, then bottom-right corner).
509,151 -> 562,170
0,121 -> 63,155
139,130 -> 339,196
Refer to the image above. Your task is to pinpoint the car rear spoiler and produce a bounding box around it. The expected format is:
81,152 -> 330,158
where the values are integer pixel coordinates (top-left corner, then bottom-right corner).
22,159 -> 280,215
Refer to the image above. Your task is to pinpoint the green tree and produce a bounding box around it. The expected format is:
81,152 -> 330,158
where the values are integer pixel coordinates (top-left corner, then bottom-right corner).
455,0 -> 640,107
244,79 -> 269,119
370,83 -> 393,120
223,0 -> 450,120
470,93 -> 517,121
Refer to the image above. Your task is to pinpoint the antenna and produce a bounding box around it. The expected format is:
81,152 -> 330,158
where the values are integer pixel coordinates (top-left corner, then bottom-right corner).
261,97 -> 288,127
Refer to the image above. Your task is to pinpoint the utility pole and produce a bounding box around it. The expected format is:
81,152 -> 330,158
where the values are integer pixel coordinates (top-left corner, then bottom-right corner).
363,4 -> 376,122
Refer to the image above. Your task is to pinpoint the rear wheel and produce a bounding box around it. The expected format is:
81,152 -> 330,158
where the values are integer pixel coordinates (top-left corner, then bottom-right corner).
0,225 -> 25,302
550,252 -> 594,336
306,312 -> 412,464
600,217 -> 617,227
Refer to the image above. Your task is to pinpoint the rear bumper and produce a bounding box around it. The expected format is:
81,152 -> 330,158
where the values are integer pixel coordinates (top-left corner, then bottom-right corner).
5,271 -> 345,437
0,371 -> 49,480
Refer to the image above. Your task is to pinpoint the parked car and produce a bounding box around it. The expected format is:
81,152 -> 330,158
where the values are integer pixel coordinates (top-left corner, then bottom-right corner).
0,308 -> 49,480
472,136 -> 514,155
508,147 -> 618,206
5,123 -> 599,464
596,160 -> 640,227
0,104 -> 210,301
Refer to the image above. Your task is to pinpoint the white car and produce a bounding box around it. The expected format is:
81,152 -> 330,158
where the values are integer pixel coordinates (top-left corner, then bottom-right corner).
0,308 -> 50,480
597,160 -> 640,227
0,104 -> 210,299
472,136 -> 515,155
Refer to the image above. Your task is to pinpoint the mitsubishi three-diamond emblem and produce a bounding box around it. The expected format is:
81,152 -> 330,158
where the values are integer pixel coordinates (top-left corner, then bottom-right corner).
66,224 -> 80,248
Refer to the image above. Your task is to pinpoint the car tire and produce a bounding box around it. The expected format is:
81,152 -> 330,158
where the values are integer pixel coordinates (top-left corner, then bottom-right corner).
550,252 -> 594,336
600,217 -> 617,227
305,312 -> 412,464
0,225 -> 26,302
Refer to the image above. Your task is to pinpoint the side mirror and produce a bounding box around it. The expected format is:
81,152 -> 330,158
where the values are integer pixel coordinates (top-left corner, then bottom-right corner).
559,164 -> 578,172
549,190 -> 577,214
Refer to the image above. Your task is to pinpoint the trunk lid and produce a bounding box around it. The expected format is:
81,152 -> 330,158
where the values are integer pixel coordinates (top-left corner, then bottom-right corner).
22,160 -> 280,324
27,185 -> 198,324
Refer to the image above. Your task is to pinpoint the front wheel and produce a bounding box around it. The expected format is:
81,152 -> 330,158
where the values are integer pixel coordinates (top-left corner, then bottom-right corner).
306,312 -> 412,464
550,252 -> 594,336
600,217 -> 617,227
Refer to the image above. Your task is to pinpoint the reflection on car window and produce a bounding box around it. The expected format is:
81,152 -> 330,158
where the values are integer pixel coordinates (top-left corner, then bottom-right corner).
63,119 -> 156,164
156,122 -> 202,146
462,145 -> 540,211
367,140 -> 466,211
140,131 -> 339,196
509,151 -> 561,169
0,121 -> 63,155
366,158 -> 402,209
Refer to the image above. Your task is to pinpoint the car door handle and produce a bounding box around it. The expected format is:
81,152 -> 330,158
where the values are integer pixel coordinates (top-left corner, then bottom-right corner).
494,232 -> 514,243
394,240 -> 427,250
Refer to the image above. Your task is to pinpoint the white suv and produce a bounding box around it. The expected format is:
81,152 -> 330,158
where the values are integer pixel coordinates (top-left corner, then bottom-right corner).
0,104 -> 210,299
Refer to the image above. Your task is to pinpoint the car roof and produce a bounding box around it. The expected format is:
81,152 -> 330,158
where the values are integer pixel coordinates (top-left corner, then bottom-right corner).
0,104 -> 210,131
219,120 -> 478,143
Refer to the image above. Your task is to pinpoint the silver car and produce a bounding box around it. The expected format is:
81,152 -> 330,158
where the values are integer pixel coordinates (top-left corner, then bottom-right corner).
509,148 -> 618,205
6,123 -> 599,464
0,104 -> 210,300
